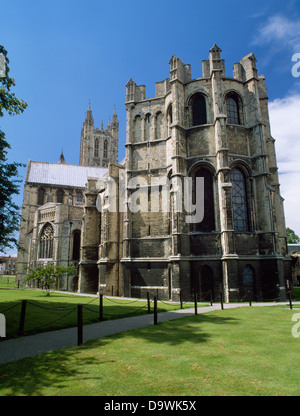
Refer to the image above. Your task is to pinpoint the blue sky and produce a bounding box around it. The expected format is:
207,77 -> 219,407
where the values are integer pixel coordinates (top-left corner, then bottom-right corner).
1,0 -> 300,255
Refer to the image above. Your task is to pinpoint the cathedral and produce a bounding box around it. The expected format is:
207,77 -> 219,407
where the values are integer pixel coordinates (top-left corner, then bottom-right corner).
17,45 -> 291,302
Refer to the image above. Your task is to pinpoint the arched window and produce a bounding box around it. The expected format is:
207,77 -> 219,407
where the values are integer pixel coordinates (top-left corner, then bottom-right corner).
192,94 -> 207,126
242,265 -> 255,298
103,139 -> 108,159
39,223 -> 54,259
192,167 -> 215,232
57,189 -> 64,203
226,92 -> 242,125
199,265 -> 214,301
231,168 -> 249,232
133,115 -> 141,142
76,192 -> 83,203
94,138 -> 99,157
37,188 -> 45,206
72,231 -> 81,260
155,111 -> 163,140
144,113 -> 151,140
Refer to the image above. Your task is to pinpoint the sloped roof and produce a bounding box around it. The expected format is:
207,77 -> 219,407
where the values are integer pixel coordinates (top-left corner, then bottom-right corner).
26,161 -> 108,188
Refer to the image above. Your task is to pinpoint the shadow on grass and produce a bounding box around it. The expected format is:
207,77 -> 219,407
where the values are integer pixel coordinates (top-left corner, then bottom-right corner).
0,313 -> 240,396
99,313 -> 240,347
0,348 -> 104,396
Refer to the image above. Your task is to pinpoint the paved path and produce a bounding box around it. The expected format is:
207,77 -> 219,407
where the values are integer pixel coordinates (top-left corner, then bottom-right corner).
0,301 -> 298,365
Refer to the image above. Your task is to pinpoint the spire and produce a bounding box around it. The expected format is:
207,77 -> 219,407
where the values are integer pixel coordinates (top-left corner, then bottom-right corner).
209,43 -> 222,60
58,150 -> 66,164
84,101 -> 94,126
112,105 -> 118,125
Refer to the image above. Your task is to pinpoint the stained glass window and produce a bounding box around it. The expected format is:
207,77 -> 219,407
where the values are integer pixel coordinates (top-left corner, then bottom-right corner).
38,188 -> 45,205
57,189 -> 64,203
94,138 -> 99,157
103,139 -> 108,159
39,223 -> 54,259
226,94 -> 240,125
231,168 -> 249,232
192,94 -> 207,126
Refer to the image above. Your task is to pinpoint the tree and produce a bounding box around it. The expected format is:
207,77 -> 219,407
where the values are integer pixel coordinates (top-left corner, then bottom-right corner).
286,227 -> 300,244
25,264 -> 76,296
0,45 -> 27,253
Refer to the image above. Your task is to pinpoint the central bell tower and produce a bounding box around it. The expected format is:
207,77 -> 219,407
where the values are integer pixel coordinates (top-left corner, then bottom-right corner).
79,103 -> 119,167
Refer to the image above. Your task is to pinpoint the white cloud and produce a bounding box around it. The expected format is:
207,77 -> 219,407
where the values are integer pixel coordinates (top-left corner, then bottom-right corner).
253,14 -> 300,51
269,94 -> 300,234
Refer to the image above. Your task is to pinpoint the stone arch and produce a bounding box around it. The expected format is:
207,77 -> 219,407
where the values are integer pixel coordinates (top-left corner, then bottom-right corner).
199,265 -> 214,301
39,222 -> 54,259
37,188 -> 46,206
225,90 -> 244,125
241,264 -> 255,299
230,167 -> 250,232
189,163 -> 216,232
72,230 -> 81,261
188,92 -> 207,126
144,113 -> 151,141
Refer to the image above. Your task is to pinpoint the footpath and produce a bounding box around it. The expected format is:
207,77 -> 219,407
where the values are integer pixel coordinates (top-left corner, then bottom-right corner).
0,300 -> 298,365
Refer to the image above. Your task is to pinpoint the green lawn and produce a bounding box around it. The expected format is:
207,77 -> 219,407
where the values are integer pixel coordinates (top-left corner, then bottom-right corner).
0,306 -> 299,396
0,288 -> 195,339
0,276 -> 17,288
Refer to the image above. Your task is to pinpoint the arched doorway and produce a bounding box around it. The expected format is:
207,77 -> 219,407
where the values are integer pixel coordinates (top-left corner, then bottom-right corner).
199,265 -> 214,301
242,265 -> 255,300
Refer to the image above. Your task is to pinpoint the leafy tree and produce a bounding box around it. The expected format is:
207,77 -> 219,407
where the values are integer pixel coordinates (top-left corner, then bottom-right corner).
0,45 -> 27,253
286,227 -> 300,244
25,264 -> 76,296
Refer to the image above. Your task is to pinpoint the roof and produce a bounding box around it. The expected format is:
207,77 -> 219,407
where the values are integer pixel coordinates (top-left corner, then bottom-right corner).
26,161 -> 108,188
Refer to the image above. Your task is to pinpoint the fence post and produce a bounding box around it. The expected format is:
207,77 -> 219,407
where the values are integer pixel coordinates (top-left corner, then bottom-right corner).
194,292 -> 198,315
248,290 -> 252,307
288,290 -> 293,310
220,290 -> 224,310
153,296 -> 158,325
180,290 -> 183,309
18,300 -> 27,336
147,292 -> 151,314
210,290 -> 213,306
77,304 -> 83,346
99,293 -> 104,321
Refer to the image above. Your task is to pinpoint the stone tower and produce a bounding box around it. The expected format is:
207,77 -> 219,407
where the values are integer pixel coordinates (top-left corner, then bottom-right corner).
79,103 -> 119,167
115,45 -> 290,302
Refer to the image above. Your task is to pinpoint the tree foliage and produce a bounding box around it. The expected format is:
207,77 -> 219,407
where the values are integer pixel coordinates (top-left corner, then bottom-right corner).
25,264 -> 76,296
0,45 -> 27,253
286,227 -> 300,244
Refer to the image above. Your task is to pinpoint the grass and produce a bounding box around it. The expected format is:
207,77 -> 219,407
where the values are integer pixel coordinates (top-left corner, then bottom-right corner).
294,286 -> 300,301
0,288 -> 196,339
0,275 -> 17,288
0,306 -> 299,396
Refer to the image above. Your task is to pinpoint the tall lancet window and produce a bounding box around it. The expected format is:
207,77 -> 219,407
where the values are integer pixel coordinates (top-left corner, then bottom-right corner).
94,138 -> 99,157
231,168 -> 249,232
226,92 -> 243,125
39,223 -> 54,259
103,139 -> 108,159
192,167 -> 215,232
192,94 -> 207,126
